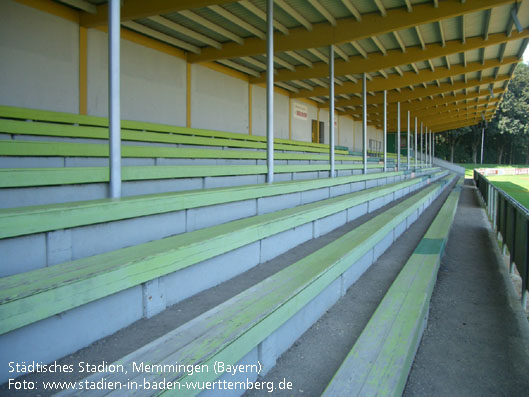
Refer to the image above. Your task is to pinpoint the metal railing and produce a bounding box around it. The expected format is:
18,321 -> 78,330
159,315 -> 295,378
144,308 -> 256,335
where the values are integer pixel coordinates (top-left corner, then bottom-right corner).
474,170 -> 529,309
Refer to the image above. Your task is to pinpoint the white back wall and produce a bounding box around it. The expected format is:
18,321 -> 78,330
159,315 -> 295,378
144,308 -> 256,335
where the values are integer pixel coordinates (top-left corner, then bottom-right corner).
252,86 -> 289,139
191,65 -> 249,134
338,116 -> 354,148
353,121 -> 363,151
290,100 -> 317,143
0,0 -> 79,113
351,121 -> 385,153
87,29 -> 186,125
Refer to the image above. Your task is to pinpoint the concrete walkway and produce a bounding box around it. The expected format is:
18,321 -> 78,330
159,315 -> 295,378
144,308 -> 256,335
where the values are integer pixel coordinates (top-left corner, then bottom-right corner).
405,179 -> 529,396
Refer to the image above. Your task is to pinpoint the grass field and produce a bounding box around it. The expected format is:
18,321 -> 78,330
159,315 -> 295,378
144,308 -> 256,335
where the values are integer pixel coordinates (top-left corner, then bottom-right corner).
457,164 -> 529,209
487,174 -> 529,210
458,164 -> 526,178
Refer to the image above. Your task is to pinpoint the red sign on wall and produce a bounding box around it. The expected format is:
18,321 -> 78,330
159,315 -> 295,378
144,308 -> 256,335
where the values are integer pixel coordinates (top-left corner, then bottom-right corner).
293,102 -> 308,120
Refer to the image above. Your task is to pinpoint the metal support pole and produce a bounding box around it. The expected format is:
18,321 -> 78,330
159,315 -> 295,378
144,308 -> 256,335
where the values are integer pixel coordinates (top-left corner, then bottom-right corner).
481,125 -> 485,165
420,121 -> 424,167
266,0 -> 274,183
427,128 -> 430,166
109,0 -> 121,199
362,72 -> 367,174
407,110 -> 410,170
397,102 -> 401,171
426,128 -> 429,166
329,45 -> 335,178
383,90 -> 387,172
433,132 -> 435,163
429,129 -> 432,166
428,129 -> 432,165
414,117 -> 418,169
423,124 -> 426,167
431,129 -> 433,166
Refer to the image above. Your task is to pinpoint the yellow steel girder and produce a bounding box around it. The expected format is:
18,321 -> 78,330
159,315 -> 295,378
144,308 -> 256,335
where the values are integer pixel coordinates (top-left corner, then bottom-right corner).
373,100 -> 499,124
189,0 -> 517,63
80,0 -> 235,28
292,57 -> 518,98
251,30 -> 528,84
332,75 -> 510,107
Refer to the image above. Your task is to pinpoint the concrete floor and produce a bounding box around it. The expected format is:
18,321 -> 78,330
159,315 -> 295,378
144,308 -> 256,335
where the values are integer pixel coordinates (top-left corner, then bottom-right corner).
404,179 -> 529,396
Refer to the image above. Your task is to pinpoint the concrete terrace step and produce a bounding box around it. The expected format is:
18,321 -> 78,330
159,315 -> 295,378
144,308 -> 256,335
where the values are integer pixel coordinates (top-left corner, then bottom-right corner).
0,169 -> 440,276
244,172 -> 458,397
52,174 -> 455,396
0,118 -> 350,155
323,178 -> 461,396
0,166 -> 437,209
0,171 -> 445,331
0,163 -> 395,208
0,105 -> 336,152
0,172 -> 448,384
0,164 -> 389,189
0,138 -> 393,206
0,140 -> 358,162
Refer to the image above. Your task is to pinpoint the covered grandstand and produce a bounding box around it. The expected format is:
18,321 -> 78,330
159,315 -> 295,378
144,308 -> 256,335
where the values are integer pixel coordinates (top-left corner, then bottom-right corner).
1,0 -> 529,395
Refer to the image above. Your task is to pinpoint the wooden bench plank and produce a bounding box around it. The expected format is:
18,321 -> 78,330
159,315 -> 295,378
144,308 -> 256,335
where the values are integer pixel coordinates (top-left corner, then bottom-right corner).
0,105 -> 334,150
0,140 -> 358,161
0,173 -> 446,335
58,175 -> 454,396
0,170 -> 417,239
0,162 -> 408,188
323,178 -> 462,397
0,119 -> 350,155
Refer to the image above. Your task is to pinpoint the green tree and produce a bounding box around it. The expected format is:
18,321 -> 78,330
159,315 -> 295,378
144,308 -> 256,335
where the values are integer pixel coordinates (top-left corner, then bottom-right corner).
495,62 -> 529,164
434,62 -> 529,164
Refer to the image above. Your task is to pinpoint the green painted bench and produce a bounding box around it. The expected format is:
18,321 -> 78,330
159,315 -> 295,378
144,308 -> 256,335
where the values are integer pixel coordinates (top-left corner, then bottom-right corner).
57,174 -> 455,397
0,105 -> 333,151
1,170 -> 434,240
0,118 -> 350,156
0,163 -> 395,188
323,178 -> 462,397
0,172 -> 446,336
0,140 -> 359,161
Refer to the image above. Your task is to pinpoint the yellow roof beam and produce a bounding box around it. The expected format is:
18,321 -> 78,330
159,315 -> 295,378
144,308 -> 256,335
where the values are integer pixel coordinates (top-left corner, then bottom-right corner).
81,0 -> 236,28
292,57 -> 518,98
414,107 -> 495,125
254,29 -> 529,83
432,118 -> 492,132
421,110 -> 495,126
189,0 -> 517,63
377,89 -> 504,115
429,117 -> 493,132
331,75 -> 511,107
401,87 -> 504,112
346,99 -> 498,125
385,104 -> 498,129
322,75 -> 509,108
383,99 -> 499,122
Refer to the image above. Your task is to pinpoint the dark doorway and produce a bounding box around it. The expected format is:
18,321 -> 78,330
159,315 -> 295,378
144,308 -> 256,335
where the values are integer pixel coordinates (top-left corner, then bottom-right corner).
311,120 -> 324,144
